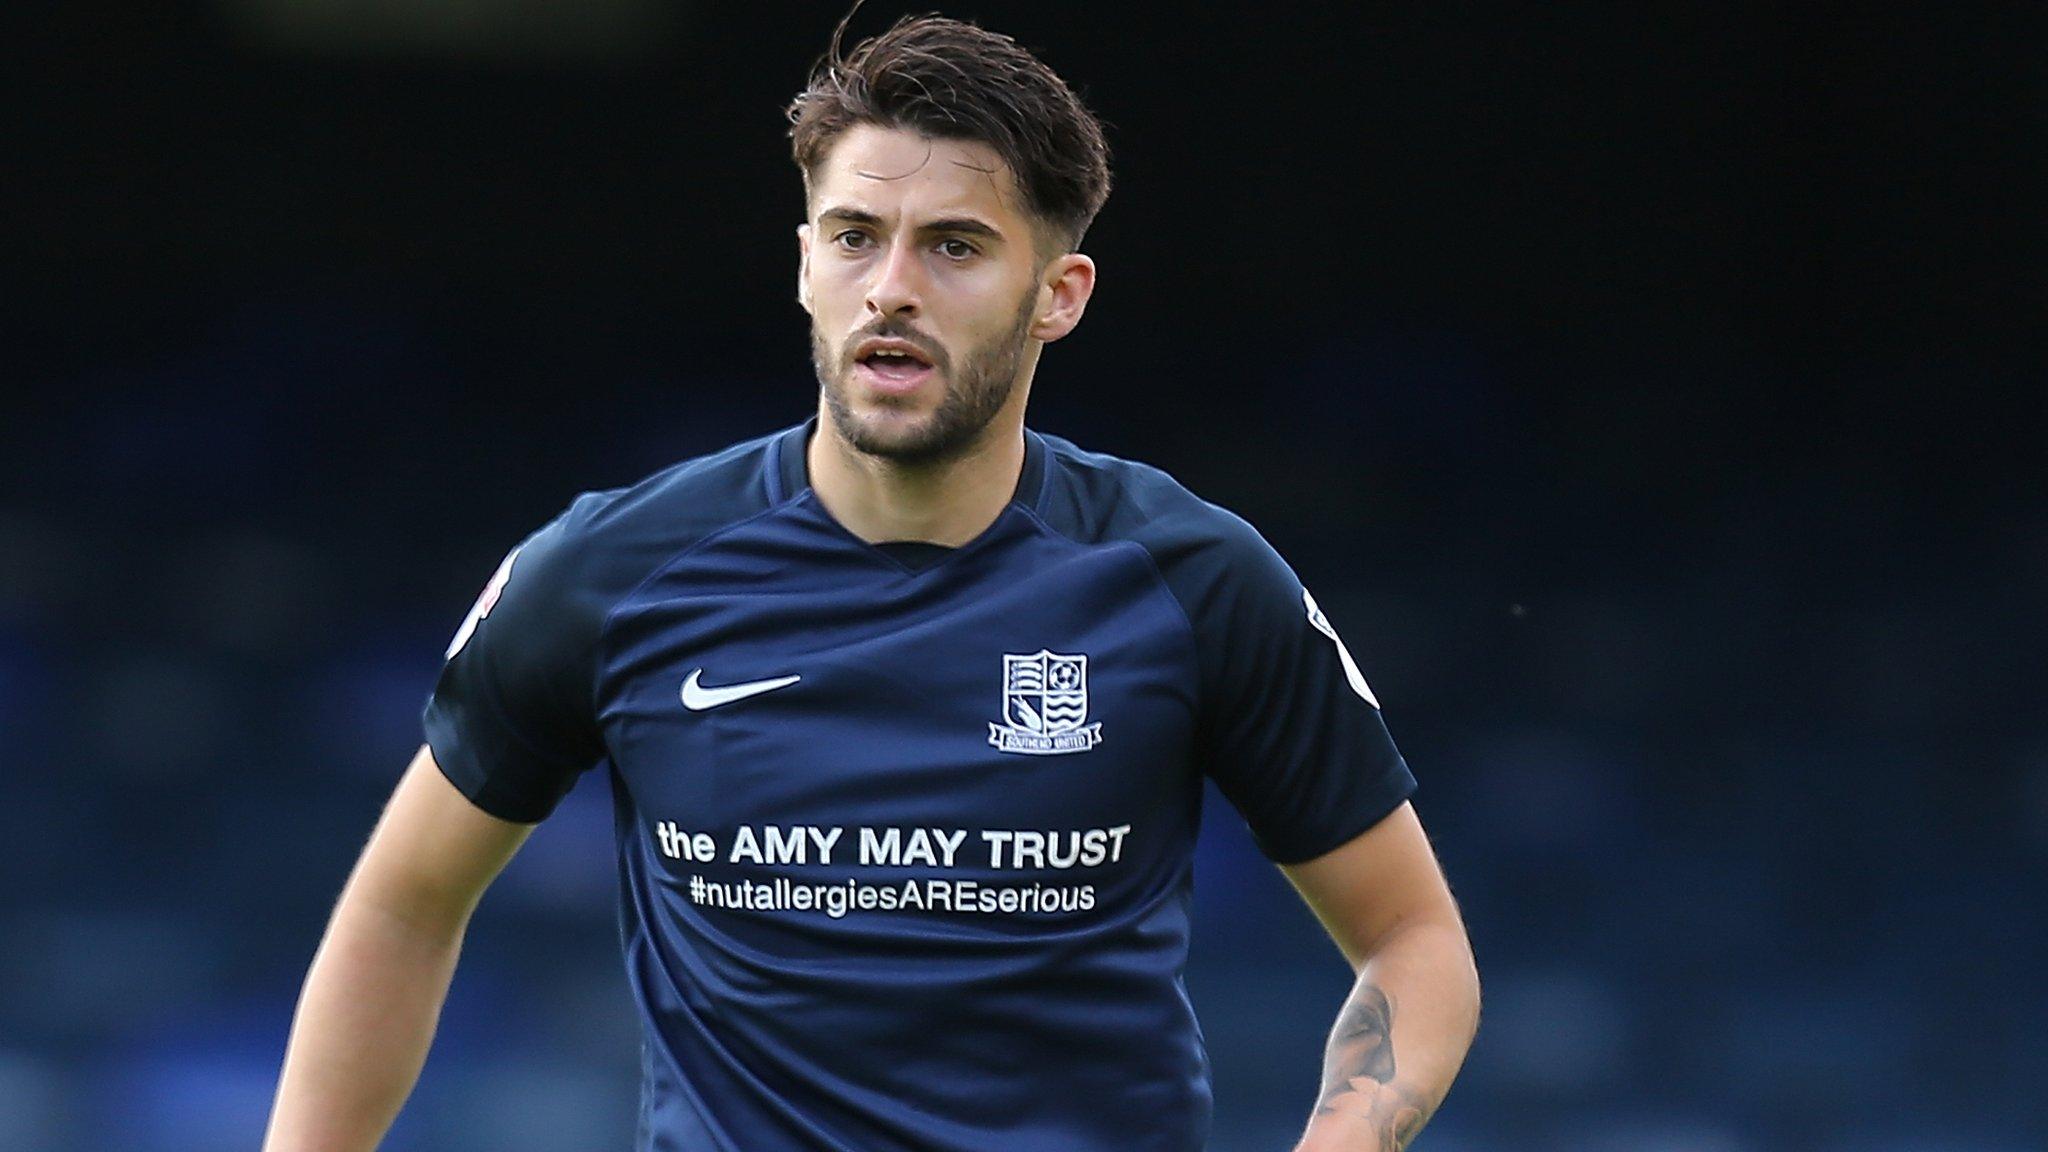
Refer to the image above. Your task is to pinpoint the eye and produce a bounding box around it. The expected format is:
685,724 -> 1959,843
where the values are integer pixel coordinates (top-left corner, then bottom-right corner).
833,229 -> 872,252
937,238 -> 978,260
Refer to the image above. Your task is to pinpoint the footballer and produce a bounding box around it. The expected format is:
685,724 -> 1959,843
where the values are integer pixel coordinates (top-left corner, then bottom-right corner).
263,12 -> 1479,1152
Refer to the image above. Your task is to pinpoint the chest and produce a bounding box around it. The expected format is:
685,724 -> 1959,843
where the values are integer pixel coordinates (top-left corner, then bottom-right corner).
594,528 -> 1201,838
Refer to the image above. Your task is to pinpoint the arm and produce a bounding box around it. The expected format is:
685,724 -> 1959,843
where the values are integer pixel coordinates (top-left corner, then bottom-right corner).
1282,802 -> 1480,1152
262,744 -> 534,1152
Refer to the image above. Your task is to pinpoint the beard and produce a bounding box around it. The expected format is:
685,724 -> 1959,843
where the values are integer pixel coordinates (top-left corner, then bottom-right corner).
813,288 -> 1036,466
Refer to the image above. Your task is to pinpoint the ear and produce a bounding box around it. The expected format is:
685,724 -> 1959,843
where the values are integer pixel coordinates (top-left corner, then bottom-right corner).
1030,253 -> 1096,344
795,223 -> 814,314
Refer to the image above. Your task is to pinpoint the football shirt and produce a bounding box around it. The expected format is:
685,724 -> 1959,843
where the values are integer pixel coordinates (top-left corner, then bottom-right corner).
425,420 -> 1415,1151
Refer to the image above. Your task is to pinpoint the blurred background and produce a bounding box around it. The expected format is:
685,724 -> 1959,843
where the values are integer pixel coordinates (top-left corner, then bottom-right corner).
3,2 -> 2044,1150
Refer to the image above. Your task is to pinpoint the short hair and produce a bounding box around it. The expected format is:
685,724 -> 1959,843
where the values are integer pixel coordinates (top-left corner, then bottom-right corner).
786,11 -> 1112,253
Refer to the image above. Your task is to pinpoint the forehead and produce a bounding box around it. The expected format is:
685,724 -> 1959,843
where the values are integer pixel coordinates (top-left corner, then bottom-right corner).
808,122 -> 1025,225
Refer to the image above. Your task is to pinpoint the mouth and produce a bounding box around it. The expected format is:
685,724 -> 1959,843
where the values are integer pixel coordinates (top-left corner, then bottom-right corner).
851,336 -> 938,395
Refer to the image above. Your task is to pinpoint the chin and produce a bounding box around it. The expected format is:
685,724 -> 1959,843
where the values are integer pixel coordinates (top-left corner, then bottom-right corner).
836,409 -> 970,464
848,416 -> 946,457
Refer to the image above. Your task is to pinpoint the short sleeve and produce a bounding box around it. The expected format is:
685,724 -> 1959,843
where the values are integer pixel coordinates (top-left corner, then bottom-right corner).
422,498 -> 610,822
1167,517 -> 1416,863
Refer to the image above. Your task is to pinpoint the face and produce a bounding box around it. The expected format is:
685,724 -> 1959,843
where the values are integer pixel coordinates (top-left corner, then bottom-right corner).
799,123 -> 1091,464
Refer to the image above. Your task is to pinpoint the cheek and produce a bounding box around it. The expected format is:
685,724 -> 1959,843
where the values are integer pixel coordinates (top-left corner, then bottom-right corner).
805,284 -> 862,342
806,259 -> 859,302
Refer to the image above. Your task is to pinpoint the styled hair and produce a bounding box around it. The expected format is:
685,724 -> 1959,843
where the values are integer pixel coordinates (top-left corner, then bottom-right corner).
786,11 -> 1112,252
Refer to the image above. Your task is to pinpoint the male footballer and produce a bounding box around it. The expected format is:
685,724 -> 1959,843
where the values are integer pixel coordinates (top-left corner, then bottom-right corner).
263,13 -> 1479,1151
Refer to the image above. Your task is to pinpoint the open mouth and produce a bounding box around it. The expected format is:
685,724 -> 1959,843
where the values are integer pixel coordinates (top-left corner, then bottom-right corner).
853,338 -> 938,390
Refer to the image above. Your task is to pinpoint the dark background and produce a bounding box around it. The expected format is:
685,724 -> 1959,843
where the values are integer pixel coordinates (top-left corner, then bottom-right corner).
3,3 -> 2044,1150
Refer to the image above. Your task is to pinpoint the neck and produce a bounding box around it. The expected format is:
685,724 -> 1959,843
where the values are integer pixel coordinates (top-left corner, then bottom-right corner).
806,413 -> 1027,546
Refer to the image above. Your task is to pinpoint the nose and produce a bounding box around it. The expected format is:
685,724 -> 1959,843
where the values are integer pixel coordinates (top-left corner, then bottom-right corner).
864,236 -> 923,319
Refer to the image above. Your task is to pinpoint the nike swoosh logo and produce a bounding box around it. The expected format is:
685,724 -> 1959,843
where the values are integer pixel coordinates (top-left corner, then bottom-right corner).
680,669 -> 802,711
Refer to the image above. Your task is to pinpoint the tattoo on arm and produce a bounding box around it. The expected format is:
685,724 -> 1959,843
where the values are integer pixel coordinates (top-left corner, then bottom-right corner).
1315,984 -> 1431,1150
1326,987 -> 1397,1085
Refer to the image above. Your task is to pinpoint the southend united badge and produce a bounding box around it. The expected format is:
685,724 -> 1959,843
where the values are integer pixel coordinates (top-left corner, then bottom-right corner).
989,650 -> 1102,755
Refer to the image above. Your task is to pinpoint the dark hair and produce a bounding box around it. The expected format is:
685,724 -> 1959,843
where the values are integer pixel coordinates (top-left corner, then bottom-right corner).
786,10 -> 1112,252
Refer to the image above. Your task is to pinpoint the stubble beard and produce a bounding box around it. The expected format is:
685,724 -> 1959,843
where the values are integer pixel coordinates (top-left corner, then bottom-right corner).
813,289 -> 1036,466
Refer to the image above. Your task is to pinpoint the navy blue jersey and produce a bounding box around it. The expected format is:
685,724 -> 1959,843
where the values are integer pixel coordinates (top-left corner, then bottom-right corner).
424,421 -> 1415,1152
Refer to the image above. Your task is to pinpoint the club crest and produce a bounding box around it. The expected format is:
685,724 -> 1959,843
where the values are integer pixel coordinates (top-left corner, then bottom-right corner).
989,649 -> 1102,755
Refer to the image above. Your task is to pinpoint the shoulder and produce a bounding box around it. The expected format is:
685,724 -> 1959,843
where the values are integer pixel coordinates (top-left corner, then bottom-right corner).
487,427 -> 791,629
1034,432 -> 1296,601
560,425 -> 786,554
567,426 -> 785,546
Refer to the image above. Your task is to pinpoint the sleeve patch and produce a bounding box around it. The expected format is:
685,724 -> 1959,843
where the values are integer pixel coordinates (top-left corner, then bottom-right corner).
1303,588 -> 1380,708
445,546 -> 520,661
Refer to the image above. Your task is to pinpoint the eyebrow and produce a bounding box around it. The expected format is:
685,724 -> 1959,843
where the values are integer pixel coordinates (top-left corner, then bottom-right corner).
817,207 -> 1005,242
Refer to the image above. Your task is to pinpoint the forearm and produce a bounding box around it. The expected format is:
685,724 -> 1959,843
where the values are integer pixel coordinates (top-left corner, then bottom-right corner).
261,896 -> 469,1152
1295,917 -> 1480,1152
